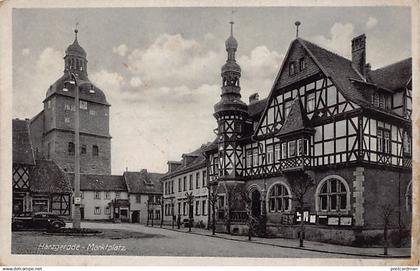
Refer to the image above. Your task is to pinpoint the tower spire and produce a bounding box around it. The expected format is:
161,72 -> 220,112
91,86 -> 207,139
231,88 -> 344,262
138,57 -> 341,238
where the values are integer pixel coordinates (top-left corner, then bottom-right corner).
230,21 -> 234,36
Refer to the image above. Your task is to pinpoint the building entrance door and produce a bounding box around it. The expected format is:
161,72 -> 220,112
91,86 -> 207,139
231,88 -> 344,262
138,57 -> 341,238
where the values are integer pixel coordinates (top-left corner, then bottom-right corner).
132,211 -> 140,223
251,190 -> 261,218
80,207 -> 85,220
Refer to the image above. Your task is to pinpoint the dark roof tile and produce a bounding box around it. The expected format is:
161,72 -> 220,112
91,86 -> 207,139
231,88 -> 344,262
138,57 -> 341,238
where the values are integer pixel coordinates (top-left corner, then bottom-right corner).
67,173 -> 127,191
123,170 -> 163,194
30,160 -> 72,193
368,58 -> 412,91
13,119 -> 35,165
277,97 -> 312,136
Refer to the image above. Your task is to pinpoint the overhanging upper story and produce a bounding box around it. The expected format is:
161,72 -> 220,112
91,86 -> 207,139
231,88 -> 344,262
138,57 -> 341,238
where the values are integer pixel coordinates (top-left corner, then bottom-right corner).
207,34 -> 412,182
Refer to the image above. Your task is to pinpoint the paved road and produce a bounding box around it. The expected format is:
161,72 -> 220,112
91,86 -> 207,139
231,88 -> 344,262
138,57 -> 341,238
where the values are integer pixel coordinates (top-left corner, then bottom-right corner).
12,221 -> 353,258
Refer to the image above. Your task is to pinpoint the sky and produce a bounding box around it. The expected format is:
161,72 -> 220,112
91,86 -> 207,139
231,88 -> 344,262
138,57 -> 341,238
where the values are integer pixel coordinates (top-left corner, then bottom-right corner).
12,6 -> 412,174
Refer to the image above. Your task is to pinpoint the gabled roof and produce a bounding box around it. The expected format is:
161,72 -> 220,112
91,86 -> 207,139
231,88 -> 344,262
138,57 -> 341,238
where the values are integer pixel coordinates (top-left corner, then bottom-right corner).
368,58 -> 412,91
30,160 -> 72,194
12,119 -> 35,165
123,169 -> 163,194
67,173 -> 127,191
298,38 -> 368,107
277,97 -> 312,137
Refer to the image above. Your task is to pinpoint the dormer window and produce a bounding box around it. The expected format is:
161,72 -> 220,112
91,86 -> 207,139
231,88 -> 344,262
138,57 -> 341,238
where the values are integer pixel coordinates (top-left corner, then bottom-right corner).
289,62 -> 296,76
299,57 -> 306,71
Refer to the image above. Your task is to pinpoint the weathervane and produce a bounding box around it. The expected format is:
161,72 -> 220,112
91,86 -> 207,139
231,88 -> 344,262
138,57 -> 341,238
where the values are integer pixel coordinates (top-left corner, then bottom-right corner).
295,21 -> 301,38
75,22 -> 79,39
230,9 -> 236,36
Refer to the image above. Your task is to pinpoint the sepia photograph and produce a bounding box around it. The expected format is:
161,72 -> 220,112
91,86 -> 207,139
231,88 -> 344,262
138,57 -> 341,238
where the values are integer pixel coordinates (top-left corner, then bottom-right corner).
0,0 -> 419,267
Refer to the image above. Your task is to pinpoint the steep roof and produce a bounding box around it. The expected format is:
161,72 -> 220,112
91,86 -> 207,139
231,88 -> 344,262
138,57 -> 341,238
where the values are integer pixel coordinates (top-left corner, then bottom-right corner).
277,97 -> 312,137
45,73 -> 109,105
162,143 -> 211,179
123,169 -> 163,194
66,35 -> 87,58
30,160 -> 72,194
368,58 -> 412,91
67,173 -> 127,191
248,98 -> 268,118
12,119 -> 35,165
298,38 -> 369,107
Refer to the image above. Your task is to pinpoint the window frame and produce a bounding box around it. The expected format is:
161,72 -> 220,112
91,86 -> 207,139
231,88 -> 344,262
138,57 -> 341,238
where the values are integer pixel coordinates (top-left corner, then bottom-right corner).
316,176 -> 350,213
268,182 -> 291,213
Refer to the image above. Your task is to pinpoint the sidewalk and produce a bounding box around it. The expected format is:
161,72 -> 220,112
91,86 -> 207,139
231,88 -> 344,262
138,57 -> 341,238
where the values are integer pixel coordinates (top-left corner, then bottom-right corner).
158,225 -> 411,258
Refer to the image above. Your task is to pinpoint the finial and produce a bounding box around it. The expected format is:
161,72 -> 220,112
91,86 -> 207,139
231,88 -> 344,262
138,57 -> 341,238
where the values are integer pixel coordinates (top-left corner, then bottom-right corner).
295,21 -> 301,38
229,21 -> 234,36
74,22 -> 79,40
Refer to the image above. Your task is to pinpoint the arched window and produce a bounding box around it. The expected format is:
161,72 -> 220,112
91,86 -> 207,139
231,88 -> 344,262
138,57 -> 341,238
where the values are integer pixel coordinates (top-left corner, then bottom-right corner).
316,176 -> 349,212
406,181 -> 412,212
268,182 -> 291,212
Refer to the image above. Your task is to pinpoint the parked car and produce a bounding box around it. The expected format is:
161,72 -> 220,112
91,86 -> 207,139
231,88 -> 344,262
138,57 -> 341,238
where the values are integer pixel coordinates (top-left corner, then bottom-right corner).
12,212 -> 66,231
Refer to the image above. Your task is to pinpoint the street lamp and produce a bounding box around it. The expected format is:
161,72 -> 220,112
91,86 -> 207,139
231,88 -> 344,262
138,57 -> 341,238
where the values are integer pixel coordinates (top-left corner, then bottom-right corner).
64,70 -> 92,229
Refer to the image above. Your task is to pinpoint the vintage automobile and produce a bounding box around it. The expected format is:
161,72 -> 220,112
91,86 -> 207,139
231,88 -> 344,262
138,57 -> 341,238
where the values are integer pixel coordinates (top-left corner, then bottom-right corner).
12,212 -> 66,231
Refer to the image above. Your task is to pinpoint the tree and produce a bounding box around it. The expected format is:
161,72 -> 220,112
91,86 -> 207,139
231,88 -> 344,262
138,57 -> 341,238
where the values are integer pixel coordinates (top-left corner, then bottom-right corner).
209,189 -> 218,235
185,192 -> 194,232
239,189 -> 255,241
379,203 -> 395,256
284,170 -> 315,248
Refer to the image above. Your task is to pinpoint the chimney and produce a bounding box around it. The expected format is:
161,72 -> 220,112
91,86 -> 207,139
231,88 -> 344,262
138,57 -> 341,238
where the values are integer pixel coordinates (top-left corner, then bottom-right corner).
249,93 -> 259,104
351,34 -> 366,76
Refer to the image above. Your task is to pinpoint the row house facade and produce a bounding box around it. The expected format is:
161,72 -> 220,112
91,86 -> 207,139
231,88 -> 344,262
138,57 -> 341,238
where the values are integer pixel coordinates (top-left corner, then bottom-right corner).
205,23 -> 412,245
161,146 -> 209,227
67,170 -> 163,223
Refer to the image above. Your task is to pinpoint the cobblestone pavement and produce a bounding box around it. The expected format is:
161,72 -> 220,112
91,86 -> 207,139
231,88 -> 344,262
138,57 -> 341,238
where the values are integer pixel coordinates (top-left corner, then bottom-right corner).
11,222 -> 410,258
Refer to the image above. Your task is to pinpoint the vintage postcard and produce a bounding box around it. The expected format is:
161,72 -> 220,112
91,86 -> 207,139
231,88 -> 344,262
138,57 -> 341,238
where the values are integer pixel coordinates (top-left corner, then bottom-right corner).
0,0 -> 419,267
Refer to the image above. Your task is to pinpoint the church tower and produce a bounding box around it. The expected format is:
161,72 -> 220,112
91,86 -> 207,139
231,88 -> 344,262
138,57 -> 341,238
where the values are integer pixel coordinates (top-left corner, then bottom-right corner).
214,22 -> 248,180
30,29 -> 112,175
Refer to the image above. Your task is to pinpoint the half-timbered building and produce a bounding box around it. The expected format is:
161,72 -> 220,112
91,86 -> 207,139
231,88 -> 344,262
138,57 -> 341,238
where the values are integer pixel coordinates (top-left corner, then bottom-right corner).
13,119 -> 72,217
205,25 -> 412,245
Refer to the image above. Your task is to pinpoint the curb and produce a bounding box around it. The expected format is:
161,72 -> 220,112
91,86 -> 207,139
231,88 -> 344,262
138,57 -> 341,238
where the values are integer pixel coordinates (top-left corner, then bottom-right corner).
156,226 -> 410,259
